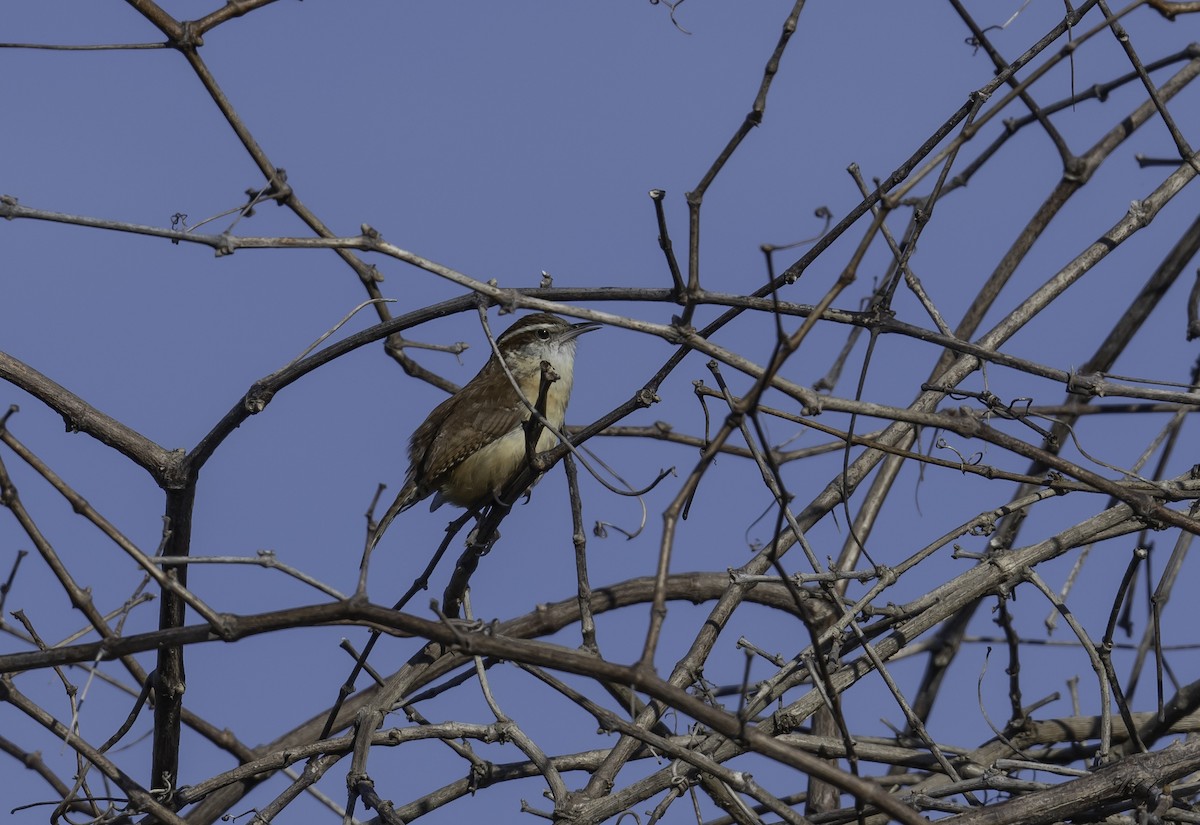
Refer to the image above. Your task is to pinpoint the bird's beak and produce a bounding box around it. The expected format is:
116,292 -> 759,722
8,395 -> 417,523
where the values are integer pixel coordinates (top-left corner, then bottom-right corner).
564,321 -> 601,340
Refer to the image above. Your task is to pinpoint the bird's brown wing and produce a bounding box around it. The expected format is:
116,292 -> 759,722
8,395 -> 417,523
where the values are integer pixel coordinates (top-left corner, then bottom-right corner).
408,378 -> 527,488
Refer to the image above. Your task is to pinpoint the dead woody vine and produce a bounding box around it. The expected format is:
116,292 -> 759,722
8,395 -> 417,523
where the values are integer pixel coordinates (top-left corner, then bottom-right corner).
4,2 -> 1200,824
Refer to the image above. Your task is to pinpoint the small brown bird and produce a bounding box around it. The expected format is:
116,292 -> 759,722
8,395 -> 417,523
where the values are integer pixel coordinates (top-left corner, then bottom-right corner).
370,312 -> 599,547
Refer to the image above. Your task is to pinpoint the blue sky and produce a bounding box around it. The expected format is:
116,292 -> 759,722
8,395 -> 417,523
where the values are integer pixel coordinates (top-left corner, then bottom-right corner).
3,2 -> 1200,822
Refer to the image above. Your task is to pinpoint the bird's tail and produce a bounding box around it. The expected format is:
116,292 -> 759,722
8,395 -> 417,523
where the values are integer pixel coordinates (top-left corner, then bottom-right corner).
366,480 -> 421,555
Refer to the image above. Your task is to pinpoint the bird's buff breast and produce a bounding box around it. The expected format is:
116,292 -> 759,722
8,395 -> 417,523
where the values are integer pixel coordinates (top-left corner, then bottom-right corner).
439,424 -> 559,506
436,371 -> 572,507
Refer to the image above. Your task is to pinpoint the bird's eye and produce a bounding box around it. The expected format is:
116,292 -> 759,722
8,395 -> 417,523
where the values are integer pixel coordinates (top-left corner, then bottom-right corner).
536,328 -> 551,340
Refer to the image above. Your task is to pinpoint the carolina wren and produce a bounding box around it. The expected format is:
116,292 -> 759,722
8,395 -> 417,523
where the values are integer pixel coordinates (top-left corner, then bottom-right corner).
370,312 -> 599,546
